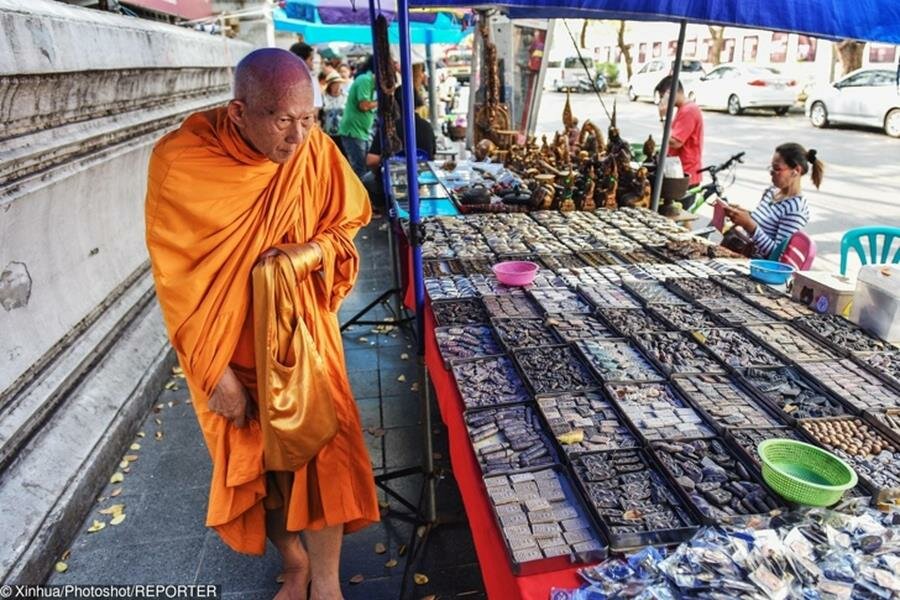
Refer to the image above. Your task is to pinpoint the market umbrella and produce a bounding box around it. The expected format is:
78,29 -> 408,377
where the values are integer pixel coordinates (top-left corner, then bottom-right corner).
411,0 -> 900,44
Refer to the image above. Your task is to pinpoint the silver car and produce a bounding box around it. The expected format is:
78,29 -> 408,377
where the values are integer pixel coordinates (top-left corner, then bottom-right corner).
687,64 -> 799,115
805,68 -> 900,138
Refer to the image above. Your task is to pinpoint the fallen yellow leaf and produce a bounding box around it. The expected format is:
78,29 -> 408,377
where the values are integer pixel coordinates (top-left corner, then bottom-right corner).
61,549 -> 71,561
172,366 -> 184,375
349,574 -> 364,584
124,455 -> 139,462
378,500 -> 390,509
87,520 -> 105,533
130,443 -> 141,451
400,353 -> 410,360
411,383 -> 420,392
99,504 -> 124,516
557,430 -> 585,445
397,375 -> 407,382
110,472 -> 124,484
374,543 -> 386,554
55,561 -> 68,573
398,544 -> 407,556
136,432 -> 145,438
385,559 -> 398,568
155,418 -> 162,426
416,525 -> 426,538
413,573 -> 429,585
119,460 -> 129,469
110,488 -> 123,498
358,337 -> 369,343
109,513 -> 126,526
164,381 -> 177,390
155,431 -> 164,440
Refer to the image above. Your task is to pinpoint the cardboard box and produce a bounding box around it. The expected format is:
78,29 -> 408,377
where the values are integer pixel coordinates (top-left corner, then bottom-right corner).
791,270 -> 856,316
851,265 -> 900,343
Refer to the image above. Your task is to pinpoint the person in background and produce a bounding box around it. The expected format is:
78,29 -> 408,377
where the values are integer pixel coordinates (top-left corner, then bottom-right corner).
338,63 -> 353,92
412,62 -> 428,119
721,143 -> 823,259
320,70 -> 348,143
289,42 -> 316,72
362,88 -> 437,215
656,75 -> 704,196
338,55 -> 378,178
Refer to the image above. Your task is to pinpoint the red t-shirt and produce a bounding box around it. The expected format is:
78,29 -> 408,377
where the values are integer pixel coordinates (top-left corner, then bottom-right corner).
666,101 -> 704,185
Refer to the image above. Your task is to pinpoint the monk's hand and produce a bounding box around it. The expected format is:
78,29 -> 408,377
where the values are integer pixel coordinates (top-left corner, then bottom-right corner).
208,366 -> 251,428
258,242 -> 322,265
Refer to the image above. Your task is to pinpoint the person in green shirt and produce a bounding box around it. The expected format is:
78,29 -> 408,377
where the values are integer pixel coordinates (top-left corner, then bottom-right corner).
338,55 -> 378,177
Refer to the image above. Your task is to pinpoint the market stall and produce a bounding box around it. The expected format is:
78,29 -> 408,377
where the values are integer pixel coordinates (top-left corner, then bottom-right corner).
378,0 -> 900,597
401,200 -> 900,598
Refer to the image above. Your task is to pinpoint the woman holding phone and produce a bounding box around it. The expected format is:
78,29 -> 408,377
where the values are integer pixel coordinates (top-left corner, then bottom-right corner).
720,143 -> 823,259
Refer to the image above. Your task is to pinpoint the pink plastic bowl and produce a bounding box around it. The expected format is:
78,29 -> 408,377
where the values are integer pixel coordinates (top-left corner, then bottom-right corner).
492,261 -> 539,287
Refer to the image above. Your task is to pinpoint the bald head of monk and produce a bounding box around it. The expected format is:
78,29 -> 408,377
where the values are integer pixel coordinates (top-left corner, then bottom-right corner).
227,48 -> 317,164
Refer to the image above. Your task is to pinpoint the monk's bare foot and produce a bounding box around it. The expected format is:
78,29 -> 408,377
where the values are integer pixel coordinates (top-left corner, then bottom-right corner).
274,568 -> 309,600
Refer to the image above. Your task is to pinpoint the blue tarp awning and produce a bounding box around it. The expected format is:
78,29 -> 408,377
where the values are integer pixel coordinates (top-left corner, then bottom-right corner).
274,1 -> 472,45
408,0 -> 900,45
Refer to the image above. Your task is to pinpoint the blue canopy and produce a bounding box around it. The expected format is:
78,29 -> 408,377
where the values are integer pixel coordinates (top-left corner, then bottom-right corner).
409,0 -> 900,45
274,3 -> 472,45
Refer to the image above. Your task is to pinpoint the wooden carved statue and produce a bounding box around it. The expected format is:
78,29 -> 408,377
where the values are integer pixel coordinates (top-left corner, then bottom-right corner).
473,15 -> 512,147
578,120 -> 604,157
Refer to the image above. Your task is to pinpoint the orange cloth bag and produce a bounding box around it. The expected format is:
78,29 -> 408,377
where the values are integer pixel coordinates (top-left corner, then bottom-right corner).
252,244 -> 338,471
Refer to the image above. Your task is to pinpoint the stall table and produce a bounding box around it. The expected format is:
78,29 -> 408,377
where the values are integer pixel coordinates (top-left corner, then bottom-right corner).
422,305 -> 582,599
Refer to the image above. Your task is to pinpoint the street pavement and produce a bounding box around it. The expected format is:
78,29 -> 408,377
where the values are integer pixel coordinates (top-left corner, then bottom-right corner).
536,89 -> 900,275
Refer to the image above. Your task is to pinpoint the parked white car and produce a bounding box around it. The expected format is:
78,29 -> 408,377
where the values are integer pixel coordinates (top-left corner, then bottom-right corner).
805,68 -> 900,138
687,64 -> 798,115
627,59 -> 706,103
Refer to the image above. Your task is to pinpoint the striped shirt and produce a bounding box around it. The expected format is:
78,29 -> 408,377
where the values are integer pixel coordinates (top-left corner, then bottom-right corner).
750,187 -> 810,258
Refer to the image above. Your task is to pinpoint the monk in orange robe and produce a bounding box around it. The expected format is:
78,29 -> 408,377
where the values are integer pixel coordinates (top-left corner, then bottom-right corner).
145,48 -> 379,599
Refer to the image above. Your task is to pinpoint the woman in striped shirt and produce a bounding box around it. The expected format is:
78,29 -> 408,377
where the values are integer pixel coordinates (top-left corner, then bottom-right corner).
721,143 -> 824,258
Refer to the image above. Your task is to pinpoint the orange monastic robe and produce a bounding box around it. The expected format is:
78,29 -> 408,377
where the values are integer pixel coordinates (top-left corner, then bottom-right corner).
145,108 -> 378,554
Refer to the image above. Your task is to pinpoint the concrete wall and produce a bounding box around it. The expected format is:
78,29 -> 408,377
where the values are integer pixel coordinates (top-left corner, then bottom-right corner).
0,0 -> 251,393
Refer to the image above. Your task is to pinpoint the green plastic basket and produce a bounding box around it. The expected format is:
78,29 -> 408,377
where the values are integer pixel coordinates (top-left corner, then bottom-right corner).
758,439 -> 858,507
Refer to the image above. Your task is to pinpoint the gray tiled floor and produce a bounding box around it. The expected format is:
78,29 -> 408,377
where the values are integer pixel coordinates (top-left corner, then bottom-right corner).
46,219 -> 485,599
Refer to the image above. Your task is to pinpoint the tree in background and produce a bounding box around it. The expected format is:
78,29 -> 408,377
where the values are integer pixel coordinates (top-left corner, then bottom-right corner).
708,26 -> 725,65
616,21 -> 634,80
836,40 -> 865,75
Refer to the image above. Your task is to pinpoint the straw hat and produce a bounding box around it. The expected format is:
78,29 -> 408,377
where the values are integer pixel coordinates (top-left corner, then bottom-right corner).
324,71 -> 347,85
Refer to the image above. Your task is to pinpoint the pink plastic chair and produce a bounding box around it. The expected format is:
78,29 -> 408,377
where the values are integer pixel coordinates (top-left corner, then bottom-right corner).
779,231 -> 817,271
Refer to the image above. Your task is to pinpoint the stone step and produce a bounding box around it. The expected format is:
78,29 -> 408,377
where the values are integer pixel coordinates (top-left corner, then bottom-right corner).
0,266 -> 154,472
0,273 -> 174,584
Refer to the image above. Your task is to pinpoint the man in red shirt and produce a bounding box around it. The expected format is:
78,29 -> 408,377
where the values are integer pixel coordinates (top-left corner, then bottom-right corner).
657,75 -> 704,200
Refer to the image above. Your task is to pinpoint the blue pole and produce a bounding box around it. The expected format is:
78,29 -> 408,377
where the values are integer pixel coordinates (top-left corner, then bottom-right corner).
396,0 -> 426,356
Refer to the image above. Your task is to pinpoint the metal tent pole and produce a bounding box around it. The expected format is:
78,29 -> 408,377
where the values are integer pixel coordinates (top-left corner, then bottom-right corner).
651,19 -> 687,212
396,0 -> 436,528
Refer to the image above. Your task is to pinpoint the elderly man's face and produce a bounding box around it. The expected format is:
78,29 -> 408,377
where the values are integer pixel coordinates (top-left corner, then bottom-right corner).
230,83 -> 316,163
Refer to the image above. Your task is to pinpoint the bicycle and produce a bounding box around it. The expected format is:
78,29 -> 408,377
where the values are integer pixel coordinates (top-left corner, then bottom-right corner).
677,151 -> 746,214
